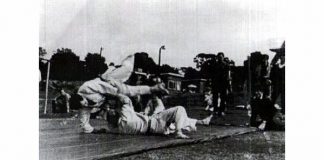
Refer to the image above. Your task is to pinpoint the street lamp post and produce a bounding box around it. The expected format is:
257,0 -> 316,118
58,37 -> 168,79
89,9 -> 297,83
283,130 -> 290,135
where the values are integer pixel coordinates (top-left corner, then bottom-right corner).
158,45 -> 165,75
40,58 -> 51,114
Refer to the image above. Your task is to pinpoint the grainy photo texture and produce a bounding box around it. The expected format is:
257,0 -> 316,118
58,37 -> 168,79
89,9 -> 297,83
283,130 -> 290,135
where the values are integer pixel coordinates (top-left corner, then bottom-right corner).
39,0 -> 285,159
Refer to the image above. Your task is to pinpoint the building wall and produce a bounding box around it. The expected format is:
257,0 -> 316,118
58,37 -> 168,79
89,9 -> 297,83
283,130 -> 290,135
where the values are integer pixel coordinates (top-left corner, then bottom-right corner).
161,75 -> 183,94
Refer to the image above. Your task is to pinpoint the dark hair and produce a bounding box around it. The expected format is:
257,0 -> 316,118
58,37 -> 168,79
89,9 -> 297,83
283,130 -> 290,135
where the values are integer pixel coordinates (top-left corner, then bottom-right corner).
69,94 -> 83,110
217,52 -> 224,57
106,109 -> 120,128
263,54 -> 269,60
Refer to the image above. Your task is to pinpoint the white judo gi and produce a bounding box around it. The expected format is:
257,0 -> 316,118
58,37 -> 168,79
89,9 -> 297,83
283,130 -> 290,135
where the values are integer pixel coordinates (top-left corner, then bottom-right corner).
117,94 -> 197,134
77,54 -> 197,134
144,97 -> 165,116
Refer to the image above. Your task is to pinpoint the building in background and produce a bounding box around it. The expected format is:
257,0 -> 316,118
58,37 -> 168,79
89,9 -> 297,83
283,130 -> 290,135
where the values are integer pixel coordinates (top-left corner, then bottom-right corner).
160,73 -> 184,94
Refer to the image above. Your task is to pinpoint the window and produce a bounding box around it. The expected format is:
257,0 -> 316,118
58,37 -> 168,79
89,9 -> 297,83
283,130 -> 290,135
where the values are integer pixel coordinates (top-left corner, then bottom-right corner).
168,80 -> 176,90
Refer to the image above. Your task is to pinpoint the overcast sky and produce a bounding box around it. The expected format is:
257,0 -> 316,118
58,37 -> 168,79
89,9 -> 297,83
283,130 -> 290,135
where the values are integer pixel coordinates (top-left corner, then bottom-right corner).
40,0 -> 285,67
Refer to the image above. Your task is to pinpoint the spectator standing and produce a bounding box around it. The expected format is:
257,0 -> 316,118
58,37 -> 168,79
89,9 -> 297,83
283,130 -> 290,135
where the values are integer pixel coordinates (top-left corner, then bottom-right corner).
270,42 -> 285,114
211,52 -> 227,116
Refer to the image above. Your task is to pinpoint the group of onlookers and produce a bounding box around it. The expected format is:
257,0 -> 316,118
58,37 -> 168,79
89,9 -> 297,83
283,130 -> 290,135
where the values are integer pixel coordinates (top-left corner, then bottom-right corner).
203,42 -> 285,130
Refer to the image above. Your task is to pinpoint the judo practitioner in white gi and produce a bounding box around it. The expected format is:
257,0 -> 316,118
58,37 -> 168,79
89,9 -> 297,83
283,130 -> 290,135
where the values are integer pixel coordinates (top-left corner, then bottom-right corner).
70,54 -> 212,138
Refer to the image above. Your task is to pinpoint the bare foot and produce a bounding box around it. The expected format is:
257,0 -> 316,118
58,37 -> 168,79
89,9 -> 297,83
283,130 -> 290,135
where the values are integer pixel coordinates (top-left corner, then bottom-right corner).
198,115 -> 213,126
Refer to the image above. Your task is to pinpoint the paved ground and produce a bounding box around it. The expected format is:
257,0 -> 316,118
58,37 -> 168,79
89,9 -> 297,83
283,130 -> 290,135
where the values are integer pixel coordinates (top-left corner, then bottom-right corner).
116,131 -> 285,160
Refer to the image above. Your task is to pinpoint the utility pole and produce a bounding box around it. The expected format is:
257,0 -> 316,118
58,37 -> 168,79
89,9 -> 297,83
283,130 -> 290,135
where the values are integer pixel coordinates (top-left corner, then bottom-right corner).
40,58 -> 51,114
158,45 -> 165,75
99,47 -> 103,57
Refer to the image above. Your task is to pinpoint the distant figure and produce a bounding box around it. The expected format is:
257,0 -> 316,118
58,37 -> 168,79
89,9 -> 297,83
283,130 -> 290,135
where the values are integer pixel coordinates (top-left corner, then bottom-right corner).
249,90 -> 285,130
39,69 -> 42,82
187,84 -> 197,94
204,87 -> 213,111
224,57 -> 234,108
211,52 -> 227,116
53,88 -> 71,113
270,42 -> 285,114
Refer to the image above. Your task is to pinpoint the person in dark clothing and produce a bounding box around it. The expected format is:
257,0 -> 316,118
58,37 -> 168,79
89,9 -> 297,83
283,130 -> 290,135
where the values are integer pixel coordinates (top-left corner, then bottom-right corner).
270,42 -> 285,114
211,52 -> 228,116
250,90 -> 285,130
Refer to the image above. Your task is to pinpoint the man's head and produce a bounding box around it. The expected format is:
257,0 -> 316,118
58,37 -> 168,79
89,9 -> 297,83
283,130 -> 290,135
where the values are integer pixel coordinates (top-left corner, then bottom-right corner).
69,94 -> 89,110
217,52 -> 224,61
224,57 -> 230,63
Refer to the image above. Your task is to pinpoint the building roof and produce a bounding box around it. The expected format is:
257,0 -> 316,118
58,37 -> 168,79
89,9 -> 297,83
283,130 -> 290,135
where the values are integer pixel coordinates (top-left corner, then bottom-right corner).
133,71 -> 148,76
182,78 -> 208,82
160,72 -> 184,78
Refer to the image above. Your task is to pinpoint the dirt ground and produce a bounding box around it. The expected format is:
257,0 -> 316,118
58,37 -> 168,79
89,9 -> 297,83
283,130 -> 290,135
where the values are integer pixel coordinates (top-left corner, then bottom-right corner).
116,131 -> 285,160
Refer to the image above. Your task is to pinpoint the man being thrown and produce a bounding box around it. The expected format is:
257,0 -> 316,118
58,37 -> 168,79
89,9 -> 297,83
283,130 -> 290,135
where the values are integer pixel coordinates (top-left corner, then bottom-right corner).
70,54 -> 212,138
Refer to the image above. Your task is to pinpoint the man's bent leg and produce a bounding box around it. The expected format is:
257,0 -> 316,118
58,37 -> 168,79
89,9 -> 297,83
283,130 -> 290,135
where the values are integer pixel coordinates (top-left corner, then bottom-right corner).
79,108 -> 94,133
152,106 -> 196,138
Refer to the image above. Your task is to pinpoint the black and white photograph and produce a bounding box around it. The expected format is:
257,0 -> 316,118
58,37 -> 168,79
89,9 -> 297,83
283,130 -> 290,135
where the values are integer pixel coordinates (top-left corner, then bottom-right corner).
38,0 -> 287,159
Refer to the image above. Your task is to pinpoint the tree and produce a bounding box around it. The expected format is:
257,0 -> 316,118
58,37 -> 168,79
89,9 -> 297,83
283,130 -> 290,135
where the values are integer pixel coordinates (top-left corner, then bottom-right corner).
184,67 -> 202,79
193,53 -> 216,69
193,53 -> 217,79
84,53 -> 108,79
49,48 -> 81,81
160,64 -> 178,74
134,52 -> 158,74
39,47 -> 48,81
